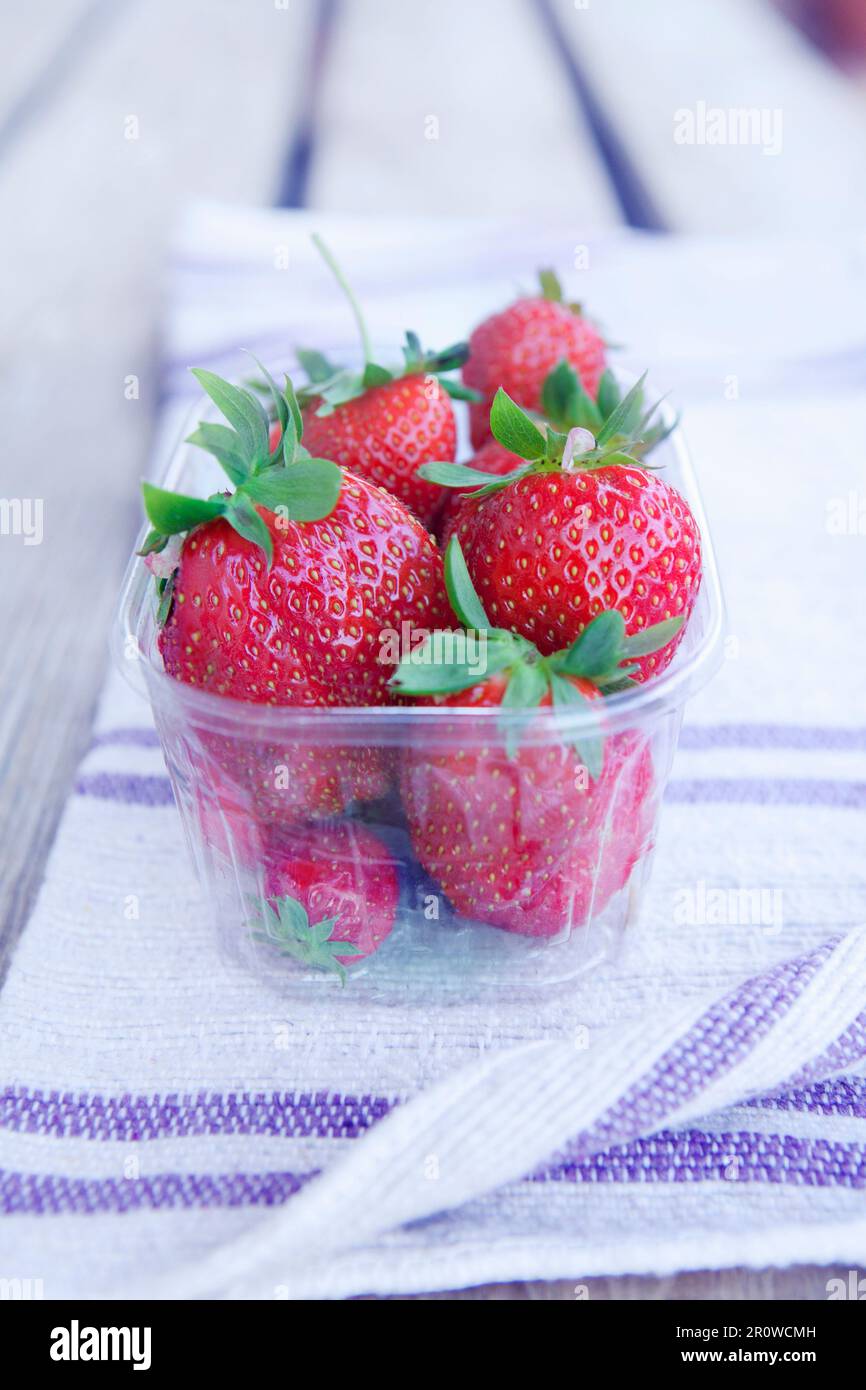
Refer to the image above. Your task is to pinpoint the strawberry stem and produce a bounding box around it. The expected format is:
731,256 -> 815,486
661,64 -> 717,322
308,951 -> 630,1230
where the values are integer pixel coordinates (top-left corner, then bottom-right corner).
312,232 -> 374,368
538,268 -> 563,302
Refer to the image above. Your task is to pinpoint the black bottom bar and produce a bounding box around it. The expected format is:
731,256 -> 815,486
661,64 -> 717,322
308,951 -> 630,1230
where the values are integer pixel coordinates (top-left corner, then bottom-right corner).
5,1292 -> 863,1372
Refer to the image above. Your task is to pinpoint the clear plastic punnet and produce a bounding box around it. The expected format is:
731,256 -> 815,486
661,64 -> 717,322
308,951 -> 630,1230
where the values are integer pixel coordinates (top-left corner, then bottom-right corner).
114,391 -> 724,1003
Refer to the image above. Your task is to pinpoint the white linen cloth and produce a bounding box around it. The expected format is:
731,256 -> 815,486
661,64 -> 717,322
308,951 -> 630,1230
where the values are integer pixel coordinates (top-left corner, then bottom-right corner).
2,209 -> 865,1298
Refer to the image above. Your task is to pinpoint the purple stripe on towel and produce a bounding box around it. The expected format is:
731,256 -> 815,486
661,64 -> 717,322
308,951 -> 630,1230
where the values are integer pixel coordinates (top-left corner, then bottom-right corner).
538,1130 -> 866,1188
92,722 -> 866,756
750,1076 -> 866,1119
0,1168 -> 314,1215
679,724 -> 866,752
5,1073 -> 866,1147
782,1010 -> 866,1095
4,1130 -> 865,1215
665,779 -> 866,809
94,722 -> 866,756
0,1088 -> 396,1141
73,770 -> 866,811
90,728 -> 161,750
74,772 -> 175,807
573,941 -> 839,1152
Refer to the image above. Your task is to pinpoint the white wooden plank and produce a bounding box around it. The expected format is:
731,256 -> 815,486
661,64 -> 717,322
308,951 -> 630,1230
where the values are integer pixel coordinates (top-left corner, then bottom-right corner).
549,0 -> 866,232
0,0 -> 316,973
0,0 -> 94,132
310,0 -> 621,223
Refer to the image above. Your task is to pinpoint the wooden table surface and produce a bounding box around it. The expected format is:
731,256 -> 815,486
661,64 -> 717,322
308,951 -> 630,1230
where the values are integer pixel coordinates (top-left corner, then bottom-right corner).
2,0 -> 863,1300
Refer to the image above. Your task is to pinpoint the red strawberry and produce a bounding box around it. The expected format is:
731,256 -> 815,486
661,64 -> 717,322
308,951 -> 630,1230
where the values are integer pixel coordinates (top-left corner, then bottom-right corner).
259,822 -> 398,981
428,380 -> 701,682
158,485 -> 446,706
142,367 -> 448,825
400,684 -> 654,937
435,437 -> 522,545
280,236 -> 477,524
435,362 -> 674,546
301,373 -> 455,526
463,271 -> 606,448
392,539 -> 671,936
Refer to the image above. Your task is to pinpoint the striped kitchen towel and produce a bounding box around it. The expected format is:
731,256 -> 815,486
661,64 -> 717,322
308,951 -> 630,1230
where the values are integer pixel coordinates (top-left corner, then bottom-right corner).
2,209 -> 866,1298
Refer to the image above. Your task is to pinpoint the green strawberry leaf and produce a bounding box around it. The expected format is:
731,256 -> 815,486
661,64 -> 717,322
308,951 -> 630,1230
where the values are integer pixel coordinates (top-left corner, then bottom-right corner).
296,347 -> 341,384
137,528 -> 170,557
540,360 -> 579,426
501,658 -> 549,710
594,672 -> 636,695
312,368 -> 366,414
595,372 -> 647,446
156,571 -> 176,627
423,341 -> 471,373
621,614 -> 684,658
362,361 -> 393,389
418,460 -> 533,500
253,892 -> 363,985
500,659 -> 549,758
633,399 -> 677,458
310,915 -> 340,944
549,671 -> 596,711
549,673 -> 605,779
241,458 -> 342,522
390,644 -> 514,697
223,492 -> 273,568
589,450 -> 642,469
541,360 -> 602,432
490,388 -> 547,460
276,397 -> 300,467
596,369 -> 622,418
147,368 -> 344,566
439,378 -> 483,403
444,535 -> 490,632
186,422 -> 251,486
556,610 -> 627,679
142,482 -> 226,536
279,378 -> 303,464
595,674 -> 640,695
402,330 -> 423,369
244,353 -> 289,443
543,425 -> 571,463
191,368 -> 270,464
418,461 -> 506,490
275,895 -> 310,937
572,733 -> 605,781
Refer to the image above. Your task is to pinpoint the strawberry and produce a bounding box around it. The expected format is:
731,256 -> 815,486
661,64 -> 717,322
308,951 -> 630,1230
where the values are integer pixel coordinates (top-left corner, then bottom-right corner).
141,365 -> 448,825
392,539 -> 675,936
271,236 -> 479,525
435,362 -> 674,544
462,270 -> 606,447
156,489 -> 444,707
422,378 -> 701,683
301,370 -> 457,527
434,437 -> 522,545
257,822 -> 398,982
403,736 -> 653,938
